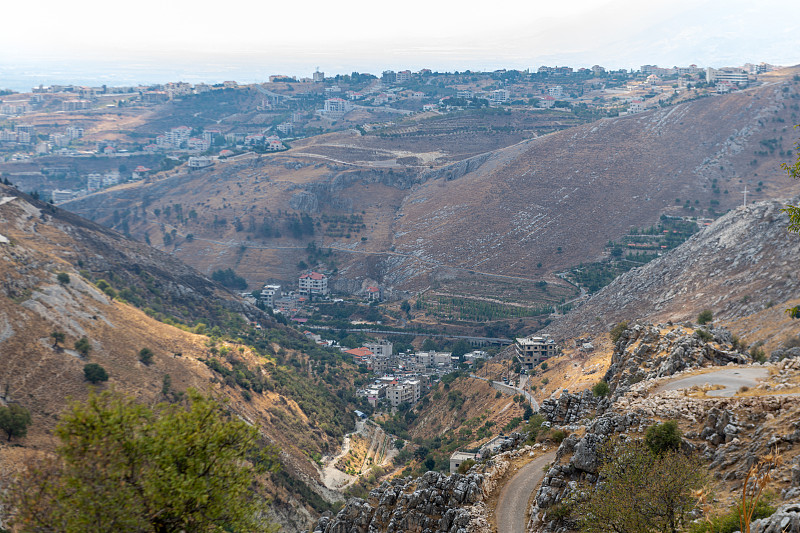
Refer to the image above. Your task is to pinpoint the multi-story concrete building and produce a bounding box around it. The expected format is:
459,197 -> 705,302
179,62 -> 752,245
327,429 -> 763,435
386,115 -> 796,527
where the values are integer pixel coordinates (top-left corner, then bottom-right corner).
260,284 -> 281,308
298,271 -> 328,296
324,98 -> 351,118
386,379 -> 421,407
364,341 -> 392,358
515,334 -> 559,370
706,67 -> 748,86
87,173 -> 103,191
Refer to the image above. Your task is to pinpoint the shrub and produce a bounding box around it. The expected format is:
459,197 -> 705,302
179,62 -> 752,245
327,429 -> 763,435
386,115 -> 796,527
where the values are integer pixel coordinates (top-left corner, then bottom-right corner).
6,390 -> 276,531
698,309 -> 713,325
74,337 -> 91,356
56,272 -> 70,285
0,404 -> 32,441
457,459 -> 476,474
592,381 -> 610,398
83,363 -> 108,384
138,348 -> 154,365
581,439 -> 706,533
644,420 -> 682,455
689,499 -> 775,533
696,329 -> 713,342
610,321 -> 629,343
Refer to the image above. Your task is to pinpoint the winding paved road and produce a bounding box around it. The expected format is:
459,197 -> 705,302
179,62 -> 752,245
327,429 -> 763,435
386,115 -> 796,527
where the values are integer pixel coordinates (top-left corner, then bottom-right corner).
654,367 -> 768,397
495,451 -> 557,533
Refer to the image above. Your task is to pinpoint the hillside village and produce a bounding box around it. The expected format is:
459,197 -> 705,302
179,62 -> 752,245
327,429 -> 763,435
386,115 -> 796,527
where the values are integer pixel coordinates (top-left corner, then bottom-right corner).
0,60 -> 781,204
2,61 -> 800,533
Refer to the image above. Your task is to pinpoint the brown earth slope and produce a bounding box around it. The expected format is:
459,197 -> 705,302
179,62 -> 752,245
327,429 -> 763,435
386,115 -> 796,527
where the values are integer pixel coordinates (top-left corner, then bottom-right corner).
542,199 -> 800,351
61,69 -> 800,299
0,188 -> 360,530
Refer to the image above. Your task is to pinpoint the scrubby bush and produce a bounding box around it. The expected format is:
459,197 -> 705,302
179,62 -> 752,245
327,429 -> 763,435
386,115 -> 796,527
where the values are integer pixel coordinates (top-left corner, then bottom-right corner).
138,348 -> 154,365
457,459 -> 476,474
592,380 -> 610,398
0,404 -> 32,441
696,329 -> 713,342
689,499 -> 775,533
610,321 -> 629,343
644,420 -> 682,455
83,363 -> 108,384
698,309 -> 713,325
74,337 -> 91,356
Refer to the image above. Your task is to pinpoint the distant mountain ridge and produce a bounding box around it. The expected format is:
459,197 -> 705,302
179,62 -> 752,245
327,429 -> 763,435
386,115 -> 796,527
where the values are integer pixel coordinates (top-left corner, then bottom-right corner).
60,71 -> 800,300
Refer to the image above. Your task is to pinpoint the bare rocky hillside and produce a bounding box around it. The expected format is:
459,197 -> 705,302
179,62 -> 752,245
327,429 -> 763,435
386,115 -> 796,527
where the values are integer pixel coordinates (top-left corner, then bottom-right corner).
0,186 -> 361,531
543,199 -> 800,346
61,70 -> 800,298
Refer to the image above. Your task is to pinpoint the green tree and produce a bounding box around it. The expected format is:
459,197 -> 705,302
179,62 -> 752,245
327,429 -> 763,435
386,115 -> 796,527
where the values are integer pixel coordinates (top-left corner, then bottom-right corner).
74,336 -> 91,356
0,404 -> 32,441
609,321 -> 629,343
6,390 -> 278,532
580,439 -> 706,533
50,331 -> 65,349
421,338 -> 438,351
83,363 -> 108,383
644,420 -> 682,455
781,132 -> 800,233
450,339 -> 472,360
56,272 -> 71,285
697,309 -> 713,325
139,348 -> 154,365
592,380 -> 610,398
781,134 -> 800,319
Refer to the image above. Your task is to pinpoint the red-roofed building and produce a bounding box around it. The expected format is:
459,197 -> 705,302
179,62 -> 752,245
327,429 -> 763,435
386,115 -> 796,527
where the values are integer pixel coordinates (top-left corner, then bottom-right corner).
366,286 -> 381,301
132,165 -> 151,180
299,271 -> 328,296
539,95 -> 556,109
345,347 -> 374,364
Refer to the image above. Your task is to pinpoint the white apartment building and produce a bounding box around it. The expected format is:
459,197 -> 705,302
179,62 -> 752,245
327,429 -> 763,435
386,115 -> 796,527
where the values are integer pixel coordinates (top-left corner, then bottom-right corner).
260,284 -> 281,308
491,89 -> 510,103
706,67 -> 748,86
324,98 -> 351,118
298,271 -> 328,296
51,189 -> 76,203
628,100 -> 646,114
87,173 -> 103,191
187,156 -> 213,169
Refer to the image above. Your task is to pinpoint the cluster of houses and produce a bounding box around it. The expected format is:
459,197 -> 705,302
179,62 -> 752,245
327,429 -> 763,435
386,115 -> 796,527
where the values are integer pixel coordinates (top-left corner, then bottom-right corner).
142,125 -> 285,158
250,272 -> 384,318
350,341 -> 488,409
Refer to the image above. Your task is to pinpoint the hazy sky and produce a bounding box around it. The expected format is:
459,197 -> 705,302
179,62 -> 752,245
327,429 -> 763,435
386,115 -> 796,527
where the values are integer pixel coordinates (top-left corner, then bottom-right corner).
2,0 -> 799,87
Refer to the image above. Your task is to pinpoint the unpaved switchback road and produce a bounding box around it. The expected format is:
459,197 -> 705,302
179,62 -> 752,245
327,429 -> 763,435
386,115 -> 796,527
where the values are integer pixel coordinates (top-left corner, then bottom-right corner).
495,451 -> 557,533
654,366 -> 768,397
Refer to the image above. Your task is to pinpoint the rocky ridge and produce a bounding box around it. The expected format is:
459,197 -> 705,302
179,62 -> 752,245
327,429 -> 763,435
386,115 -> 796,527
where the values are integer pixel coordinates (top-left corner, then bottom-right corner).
545,199 -> 800,341
529,328 -> 800,532
603,323 -> 751,398
313,438 -> 550,533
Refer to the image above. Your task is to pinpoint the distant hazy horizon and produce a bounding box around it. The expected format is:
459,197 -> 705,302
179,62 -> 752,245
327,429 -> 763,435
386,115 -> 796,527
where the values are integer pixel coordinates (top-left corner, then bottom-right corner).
1,55 -> 797,94
2,0 -> 799,92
